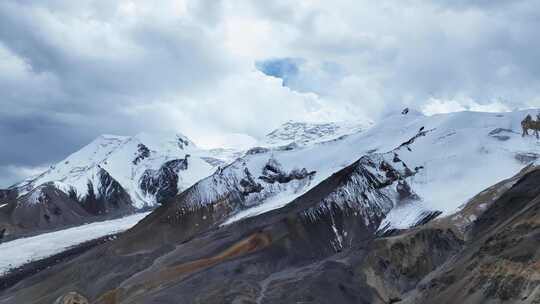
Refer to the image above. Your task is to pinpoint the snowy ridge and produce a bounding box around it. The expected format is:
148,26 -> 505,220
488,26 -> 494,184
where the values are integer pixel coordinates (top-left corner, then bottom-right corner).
302,158 -> 407,226
170,109 -> 540,233
174,118 -> 422,227
14,135 -> 128,195
300,136 -> 426,239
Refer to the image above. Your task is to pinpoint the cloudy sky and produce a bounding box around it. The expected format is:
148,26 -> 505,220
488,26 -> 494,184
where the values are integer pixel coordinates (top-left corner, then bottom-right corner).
1,0 -> 540,186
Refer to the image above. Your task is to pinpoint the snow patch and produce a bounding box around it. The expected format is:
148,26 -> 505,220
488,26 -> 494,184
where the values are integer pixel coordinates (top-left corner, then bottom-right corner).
0,212 -> 149,275
379,200 -> 435,231
222,190 -> 303,225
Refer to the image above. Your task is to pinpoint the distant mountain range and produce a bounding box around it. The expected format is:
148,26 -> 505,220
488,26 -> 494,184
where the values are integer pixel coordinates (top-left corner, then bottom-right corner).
0,122 -> 366,241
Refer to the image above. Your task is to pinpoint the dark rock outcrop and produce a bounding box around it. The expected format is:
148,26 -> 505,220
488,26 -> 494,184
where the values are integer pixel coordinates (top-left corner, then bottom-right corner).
80,168 -> 135,216
259,158 -> 316,184
132,144 -> 150,165
239,168 -> 263,196
139,156 -> 190,205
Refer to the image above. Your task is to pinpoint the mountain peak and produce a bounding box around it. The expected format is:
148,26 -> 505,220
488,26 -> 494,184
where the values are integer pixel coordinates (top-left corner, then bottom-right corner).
263,120 -> 368,146
133,131 -> 196,151
10,129 -> 211,211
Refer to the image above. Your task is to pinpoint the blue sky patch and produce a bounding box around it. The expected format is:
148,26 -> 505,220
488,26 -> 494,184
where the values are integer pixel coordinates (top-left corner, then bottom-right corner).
255,58 -> 303,87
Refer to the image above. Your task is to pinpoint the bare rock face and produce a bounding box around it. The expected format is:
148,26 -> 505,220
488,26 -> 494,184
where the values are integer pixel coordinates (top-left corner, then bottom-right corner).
53,291 -> 88,304
361,228 -> 464,302
132,143 -> 150,165
80,168 -> 135,216
239,168 -> 263,196
139,156 -> 190,204
259,158 -> 316,184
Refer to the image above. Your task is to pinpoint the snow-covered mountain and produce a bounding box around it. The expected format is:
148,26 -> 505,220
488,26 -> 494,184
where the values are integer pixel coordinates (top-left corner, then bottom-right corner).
9,122 -> 369,212
261,120 -> 368,147
12,132 -> 217,209
0,124 -> 367,241
160,109 -> 540,233
0,132 -> 240,240
3,109 -> 540,242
